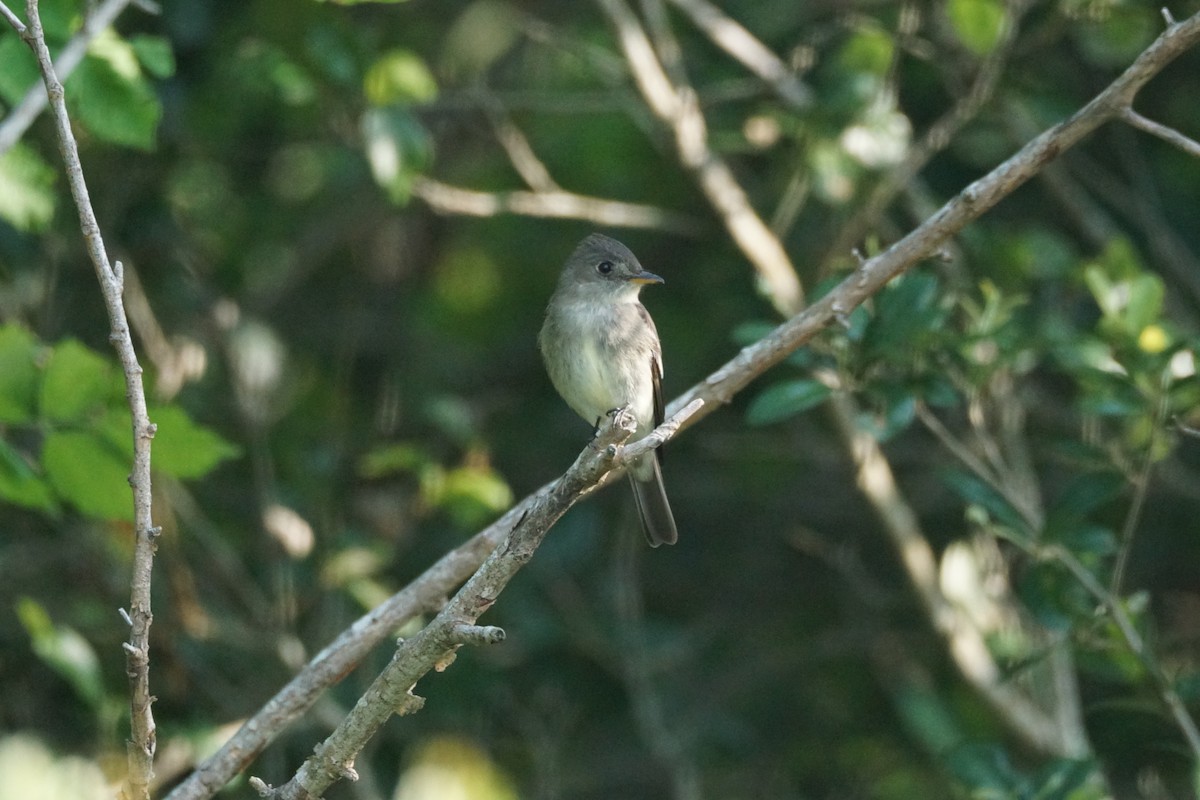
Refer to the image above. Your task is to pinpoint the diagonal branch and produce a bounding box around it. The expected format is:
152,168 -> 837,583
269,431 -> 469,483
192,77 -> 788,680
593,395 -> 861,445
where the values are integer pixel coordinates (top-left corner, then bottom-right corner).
258,401 -> 703,799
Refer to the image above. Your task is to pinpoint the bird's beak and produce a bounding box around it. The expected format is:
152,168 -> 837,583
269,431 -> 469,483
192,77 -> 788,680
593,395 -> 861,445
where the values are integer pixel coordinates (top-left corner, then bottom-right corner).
628,270 -> 665,285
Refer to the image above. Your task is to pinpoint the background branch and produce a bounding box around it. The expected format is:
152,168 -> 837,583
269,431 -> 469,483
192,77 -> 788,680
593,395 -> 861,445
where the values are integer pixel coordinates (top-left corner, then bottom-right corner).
412,176 -> 700,235
0,0 -> 146,156
595,0 -> 805,314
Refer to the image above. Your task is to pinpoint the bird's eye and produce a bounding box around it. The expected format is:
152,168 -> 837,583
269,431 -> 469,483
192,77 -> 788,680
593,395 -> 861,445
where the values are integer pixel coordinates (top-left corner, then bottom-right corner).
596,260 -> 614,275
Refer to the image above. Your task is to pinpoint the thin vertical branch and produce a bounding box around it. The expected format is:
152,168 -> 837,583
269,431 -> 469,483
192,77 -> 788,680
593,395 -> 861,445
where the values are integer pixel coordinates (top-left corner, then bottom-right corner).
9,3 -> 159,798
1110,370 -> 1171,594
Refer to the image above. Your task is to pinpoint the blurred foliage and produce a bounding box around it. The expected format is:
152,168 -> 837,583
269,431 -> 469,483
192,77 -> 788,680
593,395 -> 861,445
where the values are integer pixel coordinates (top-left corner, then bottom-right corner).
2,0 -> 1200,799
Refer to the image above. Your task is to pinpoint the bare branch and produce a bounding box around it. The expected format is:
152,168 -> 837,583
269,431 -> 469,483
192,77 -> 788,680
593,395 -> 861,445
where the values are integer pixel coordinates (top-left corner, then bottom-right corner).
412,176 -> 700,235
480,98 -> 561,192
665,0 -> 811,108
0,0 -> 144,156
12,4 -> 160,798
1121,107 -> 1200,158
263,409 -> 644,799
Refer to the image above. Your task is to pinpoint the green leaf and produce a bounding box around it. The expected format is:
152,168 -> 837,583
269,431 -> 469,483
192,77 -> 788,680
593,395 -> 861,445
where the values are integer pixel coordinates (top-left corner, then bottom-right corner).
359,442 -> 432,478
942,469 -> 1030,540
130,34 -> 176,79
1124,273 -> 1164,334
746,379 -> 831,426
36,0 -> 83,43
947,0 -> 1007,56
865,271 -> 944,358
42,430 -> 133,520
0,324 -> 42,423
1045,472 -> 1124,531
0,142 -> 58,232
440,464 -> 513,527
0,439 -> 57,513
364,50 -> 438,106
67,52 -> 160,150
1029,758 -> 1102,800
836,26 -> 894,76
440,0 -> 522,81
17,597 -> 105,709
149,405 -> 240,479
0,34 -> 40,105
39,339 -> 116,423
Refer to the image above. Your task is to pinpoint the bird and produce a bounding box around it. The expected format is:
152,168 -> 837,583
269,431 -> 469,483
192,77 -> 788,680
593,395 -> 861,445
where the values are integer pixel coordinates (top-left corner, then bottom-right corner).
538,233 -> 677,546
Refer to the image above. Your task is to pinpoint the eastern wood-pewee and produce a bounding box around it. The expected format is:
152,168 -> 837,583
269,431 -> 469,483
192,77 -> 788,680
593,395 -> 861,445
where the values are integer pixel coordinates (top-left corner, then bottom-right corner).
539,233 -> 678,546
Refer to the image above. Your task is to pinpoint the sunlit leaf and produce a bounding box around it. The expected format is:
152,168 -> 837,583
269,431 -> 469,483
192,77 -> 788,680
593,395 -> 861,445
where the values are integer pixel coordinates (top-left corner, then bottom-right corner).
441,464 -> 513,527
38,339 -> 116,423
364,50 -> 437,106
148,405 -> 240,479
947,0 -> 1007,56
130,34 -> 176,79
440,0 -> 522,80
42,430 -> 132,520
1124,274 -> 1164,334
836,25 -> 894,76
0,143 -> 57,232
17,597 -> 105,709
67,52 -> 160,150
359,442 -> 432,478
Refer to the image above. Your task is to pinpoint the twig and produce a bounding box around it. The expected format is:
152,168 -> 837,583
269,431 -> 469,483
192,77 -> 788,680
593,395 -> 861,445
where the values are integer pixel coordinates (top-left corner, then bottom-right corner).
9,3 -> 159,799
595,0 -> 805,315
479,97 -> 561,192
665,0 -> 810,108
1110,372 -> 1171,594
825,0 -> 1028,266
261,404 -> 703,799
166,401 -> 704,800
1120,107 -> 1200,158
0,0 -> 142,156
915,401 -> 1043,534
412,176 -> 700,235
1047,544 -> 1200,759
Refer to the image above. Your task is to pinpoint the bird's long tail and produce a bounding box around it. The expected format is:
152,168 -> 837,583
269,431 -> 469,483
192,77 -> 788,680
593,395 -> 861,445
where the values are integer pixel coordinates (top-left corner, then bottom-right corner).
629,453 -> 677,547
